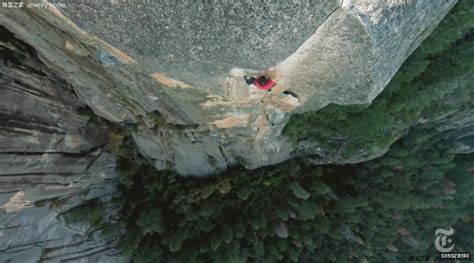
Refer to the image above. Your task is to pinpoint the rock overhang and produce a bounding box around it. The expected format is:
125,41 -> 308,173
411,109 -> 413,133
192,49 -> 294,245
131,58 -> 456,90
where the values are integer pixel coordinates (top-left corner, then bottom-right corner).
51,0 -> 341,95
0,0 -> 458,177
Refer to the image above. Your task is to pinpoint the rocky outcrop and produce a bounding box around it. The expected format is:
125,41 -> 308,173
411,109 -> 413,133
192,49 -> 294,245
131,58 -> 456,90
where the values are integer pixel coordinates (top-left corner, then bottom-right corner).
0,0 -> 460,261
0,27 -> 126,262
54,0 -> 456,111
54,0 -> 341,96
438,107 -> 474,154
279,0 -> 458,112
0,0 -> 456,176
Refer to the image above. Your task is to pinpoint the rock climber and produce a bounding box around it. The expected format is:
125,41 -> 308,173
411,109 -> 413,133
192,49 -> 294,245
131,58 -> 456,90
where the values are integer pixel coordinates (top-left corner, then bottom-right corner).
244,75 -> 276,92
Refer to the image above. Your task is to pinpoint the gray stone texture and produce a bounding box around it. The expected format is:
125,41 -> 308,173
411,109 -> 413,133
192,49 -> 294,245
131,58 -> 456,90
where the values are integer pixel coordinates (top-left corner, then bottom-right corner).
278,0 -> 457,112
53,0 -> 456,112
0,28 -> 127,262
0,0 -> 465,260
54,0 -> 340,95
1,0 -> 457,177
133,129 -> 232,177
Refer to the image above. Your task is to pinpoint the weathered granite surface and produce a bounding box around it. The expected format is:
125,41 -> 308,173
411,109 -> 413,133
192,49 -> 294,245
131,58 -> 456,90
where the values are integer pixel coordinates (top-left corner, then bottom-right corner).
0,26 -> 127,262
53,0 -> 341,95
0,0 -> 462,261
54,0 -> 456,112
277,0 -> 458,111
37,0 -> 455,171
1,0 -> 457,176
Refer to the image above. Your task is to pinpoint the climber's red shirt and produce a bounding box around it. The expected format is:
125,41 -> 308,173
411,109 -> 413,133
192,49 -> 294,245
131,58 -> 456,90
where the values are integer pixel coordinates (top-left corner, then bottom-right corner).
254,78 -> 275,90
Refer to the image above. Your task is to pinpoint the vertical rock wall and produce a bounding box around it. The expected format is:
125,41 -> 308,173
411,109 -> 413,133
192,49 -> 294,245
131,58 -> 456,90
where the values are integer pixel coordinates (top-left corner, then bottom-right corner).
0,0 -> 461,261
278,0 -> 457,111
53,0 -> 341,95
0,26 -> 127,262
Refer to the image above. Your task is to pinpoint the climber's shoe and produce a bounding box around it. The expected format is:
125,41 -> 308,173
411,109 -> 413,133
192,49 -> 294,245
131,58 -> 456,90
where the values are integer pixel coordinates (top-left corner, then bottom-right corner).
244,76 -> 256,85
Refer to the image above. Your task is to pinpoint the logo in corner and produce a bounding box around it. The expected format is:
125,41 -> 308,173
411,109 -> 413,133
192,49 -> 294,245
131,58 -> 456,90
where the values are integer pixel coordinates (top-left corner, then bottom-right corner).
434,228 -> 455,253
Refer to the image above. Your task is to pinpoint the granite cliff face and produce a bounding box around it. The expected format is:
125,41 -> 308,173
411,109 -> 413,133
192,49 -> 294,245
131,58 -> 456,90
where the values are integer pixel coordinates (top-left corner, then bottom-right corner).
0,28 -> 126,262
0,0 -> 456,176
0,0 -> 457,261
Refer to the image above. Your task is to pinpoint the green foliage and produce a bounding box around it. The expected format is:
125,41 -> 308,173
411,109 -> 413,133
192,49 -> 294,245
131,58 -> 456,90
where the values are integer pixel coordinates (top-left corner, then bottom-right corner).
33,199 -> 48,208
283,0 -> 474,159
237,186 -> 250,200
62,200 -> 105,235
289,182 -> 311,200
136,209 -> 164,235
311,179 -> 331,196
116,122 -> 474,262
102,221 -> 126,239
112,2 -> 474,262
